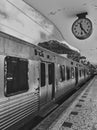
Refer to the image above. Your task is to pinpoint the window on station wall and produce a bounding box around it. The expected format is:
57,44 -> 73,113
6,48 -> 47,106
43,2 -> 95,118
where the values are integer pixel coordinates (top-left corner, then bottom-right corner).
66,66 -> 70,80
40,63 -> 45,87
71,67 -> 74,79
4,56 -> 29,97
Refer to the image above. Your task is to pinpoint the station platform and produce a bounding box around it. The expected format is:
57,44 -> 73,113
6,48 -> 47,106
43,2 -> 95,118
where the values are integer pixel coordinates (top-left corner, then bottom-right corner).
33,76 -> 97,130
49,76 -> 97,130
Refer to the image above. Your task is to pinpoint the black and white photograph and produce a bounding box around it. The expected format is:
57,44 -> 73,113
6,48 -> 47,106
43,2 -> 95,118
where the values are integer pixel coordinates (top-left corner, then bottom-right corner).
0,0 -> 97,130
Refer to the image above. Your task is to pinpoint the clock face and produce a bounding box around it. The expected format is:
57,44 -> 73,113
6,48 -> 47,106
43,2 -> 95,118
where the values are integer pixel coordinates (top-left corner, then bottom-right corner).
72,18 -> 92,39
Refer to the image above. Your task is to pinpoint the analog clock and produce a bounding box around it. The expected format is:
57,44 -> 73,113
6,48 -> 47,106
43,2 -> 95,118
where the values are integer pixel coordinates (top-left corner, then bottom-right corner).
72,18 -> 92,39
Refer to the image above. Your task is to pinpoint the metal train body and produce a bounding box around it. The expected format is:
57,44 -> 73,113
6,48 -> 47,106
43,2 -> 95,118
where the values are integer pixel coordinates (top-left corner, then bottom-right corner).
0,32 -> 91,130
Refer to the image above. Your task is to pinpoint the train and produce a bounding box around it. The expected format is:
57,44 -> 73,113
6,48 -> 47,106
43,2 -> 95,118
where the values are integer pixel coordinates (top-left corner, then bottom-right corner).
0,31 -> 93,130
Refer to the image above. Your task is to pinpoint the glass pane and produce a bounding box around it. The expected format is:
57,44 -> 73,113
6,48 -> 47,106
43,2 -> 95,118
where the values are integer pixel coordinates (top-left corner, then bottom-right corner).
5,56 -> 29,96
18,59 -> 29,91
48,63 -> 54,85
41,63 -> 45,87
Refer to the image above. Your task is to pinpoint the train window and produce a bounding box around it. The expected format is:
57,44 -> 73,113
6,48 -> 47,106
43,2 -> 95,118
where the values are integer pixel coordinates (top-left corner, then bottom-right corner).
4,56 -> 29,97
40,63 -> 45,87
66,66 -> 70,80
48,63 -> 54,84
79,70 -> 81,77
60,65 -> 62,81
82,69 -> 84,76
60,65 -> 65,82
84,69 -> 86,77
34,49 -> 37,55
62,65 -> 65,81
71,67 -> 74,79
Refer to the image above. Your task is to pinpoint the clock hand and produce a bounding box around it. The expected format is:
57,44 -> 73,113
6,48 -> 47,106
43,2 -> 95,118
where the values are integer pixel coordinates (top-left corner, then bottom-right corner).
80,23 -> 87,34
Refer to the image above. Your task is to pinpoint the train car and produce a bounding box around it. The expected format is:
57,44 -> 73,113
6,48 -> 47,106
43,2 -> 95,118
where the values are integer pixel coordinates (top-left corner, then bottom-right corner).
0,31 -> 91,130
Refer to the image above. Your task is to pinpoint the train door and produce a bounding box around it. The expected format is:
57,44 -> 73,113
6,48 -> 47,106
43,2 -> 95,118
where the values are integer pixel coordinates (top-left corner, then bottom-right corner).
40,62 -> 47,107
75,67 -> 78,85
47,63 -> 55,101
40,62 -> 55,108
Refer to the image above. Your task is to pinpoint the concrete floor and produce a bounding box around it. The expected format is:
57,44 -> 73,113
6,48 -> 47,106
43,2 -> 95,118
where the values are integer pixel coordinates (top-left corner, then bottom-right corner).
50,76 -> 97,130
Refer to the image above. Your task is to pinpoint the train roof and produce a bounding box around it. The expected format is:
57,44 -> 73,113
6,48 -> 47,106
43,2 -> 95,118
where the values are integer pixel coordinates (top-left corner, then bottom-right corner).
0,31 -> 87,68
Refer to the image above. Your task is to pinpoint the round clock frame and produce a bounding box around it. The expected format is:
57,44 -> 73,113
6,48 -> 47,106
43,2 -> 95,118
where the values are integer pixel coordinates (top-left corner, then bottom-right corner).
72,18 -> 92,40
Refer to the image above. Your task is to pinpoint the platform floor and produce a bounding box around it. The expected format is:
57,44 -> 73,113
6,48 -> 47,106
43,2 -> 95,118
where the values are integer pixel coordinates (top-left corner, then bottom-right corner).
49,76 -> 97,130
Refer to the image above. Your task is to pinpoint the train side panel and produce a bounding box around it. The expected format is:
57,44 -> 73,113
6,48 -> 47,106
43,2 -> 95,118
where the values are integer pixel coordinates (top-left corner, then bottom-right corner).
55,57 -> 76,100
0,56 -> 40,130
0,31 -> 92,129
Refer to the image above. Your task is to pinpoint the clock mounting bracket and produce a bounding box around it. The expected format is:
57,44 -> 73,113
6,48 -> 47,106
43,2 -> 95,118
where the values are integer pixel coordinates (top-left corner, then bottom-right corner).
76,12 -> 88,19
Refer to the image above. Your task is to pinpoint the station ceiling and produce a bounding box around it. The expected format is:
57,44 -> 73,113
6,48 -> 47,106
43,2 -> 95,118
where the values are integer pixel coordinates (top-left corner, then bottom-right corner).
0,0 -> 97,64
23,0 -> 97,64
